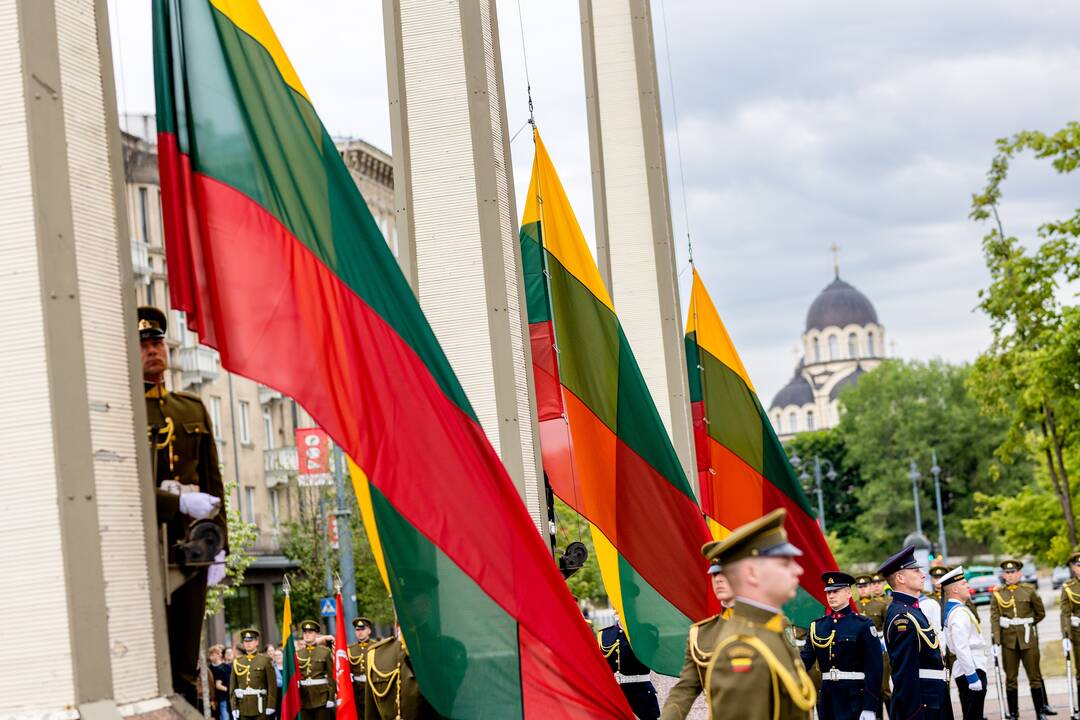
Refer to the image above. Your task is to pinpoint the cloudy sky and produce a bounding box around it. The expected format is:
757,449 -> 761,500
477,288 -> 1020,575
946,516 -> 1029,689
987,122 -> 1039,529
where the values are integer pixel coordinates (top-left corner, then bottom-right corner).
108,0 -> 1080,403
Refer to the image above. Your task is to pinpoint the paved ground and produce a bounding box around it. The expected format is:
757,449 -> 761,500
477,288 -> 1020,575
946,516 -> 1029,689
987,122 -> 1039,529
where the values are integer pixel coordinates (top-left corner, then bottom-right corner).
645,585 -> 1075,719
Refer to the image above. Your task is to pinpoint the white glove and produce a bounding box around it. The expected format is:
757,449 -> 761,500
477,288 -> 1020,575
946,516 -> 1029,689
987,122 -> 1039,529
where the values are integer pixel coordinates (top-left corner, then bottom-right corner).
325,701 -> 335,709
991,644 -> 999,659
859,711 -> 876,720
970,678 -> 983,692
265,710 -> 275,716
1065,638 -> 1073,657
207,550 -> 227,585
232,711 -> 239,720
179,491 -> 221,519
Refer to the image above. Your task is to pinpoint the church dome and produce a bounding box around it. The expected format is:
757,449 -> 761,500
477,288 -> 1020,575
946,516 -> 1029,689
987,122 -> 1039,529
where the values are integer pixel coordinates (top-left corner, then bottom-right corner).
771,370 -> 813,409
805,276 -> 878,332
829,366 -> 866,400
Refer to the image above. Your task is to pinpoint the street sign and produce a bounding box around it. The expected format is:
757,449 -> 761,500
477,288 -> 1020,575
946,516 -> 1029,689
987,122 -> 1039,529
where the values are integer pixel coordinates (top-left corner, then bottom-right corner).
320,597 -> 336,617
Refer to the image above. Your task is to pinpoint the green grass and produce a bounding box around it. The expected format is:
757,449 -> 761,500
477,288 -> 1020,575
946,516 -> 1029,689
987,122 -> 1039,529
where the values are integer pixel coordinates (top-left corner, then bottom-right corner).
1041,640 -> 1067,677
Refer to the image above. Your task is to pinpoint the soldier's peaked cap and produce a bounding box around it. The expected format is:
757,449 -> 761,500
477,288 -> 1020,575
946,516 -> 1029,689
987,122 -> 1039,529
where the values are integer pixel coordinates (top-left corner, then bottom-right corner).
299,619 -> 321,632
353,616 -> 372,629
137,306 -> 167,340
821,571 -> 855,591
240,627 -> 260,640
928,565 -> 950,578
701,508 -> 802,566
999,559 -> 1022,571
878,545 -> 919,577
854,574 -> 872,585
1069,548 -> 1080,564
939,566 -> 965,587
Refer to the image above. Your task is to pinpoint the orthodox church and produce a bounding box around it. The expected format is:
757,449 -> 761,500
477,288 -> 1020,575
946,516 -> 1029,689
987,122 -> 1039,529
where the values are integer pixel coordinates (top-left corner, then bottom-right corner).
769,267 -> 885,441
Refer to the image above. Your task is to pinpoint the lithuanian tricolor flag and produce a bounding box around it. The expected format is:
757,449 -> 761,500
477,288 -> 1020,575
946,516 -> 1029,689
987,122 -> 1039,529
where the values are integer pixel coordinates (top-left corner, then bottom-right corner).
279,591 -> 300,720
152,2 -> 632,717
685,269 -> 834,624
520,130 -> 717,676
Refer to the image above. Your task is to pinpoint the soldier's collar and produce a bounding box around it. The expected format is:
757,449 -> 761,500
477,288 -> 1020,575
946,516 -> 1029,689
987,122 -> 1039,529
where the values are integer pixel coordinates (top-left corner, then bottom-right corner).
145,383 -> 169,398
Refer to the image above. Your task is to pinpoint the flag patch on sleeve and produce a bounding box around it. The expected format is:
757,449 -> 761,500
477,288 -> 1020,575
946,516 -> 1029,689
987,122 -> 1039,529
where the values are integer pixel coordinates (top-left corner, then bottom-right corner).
730,657 -> 753,673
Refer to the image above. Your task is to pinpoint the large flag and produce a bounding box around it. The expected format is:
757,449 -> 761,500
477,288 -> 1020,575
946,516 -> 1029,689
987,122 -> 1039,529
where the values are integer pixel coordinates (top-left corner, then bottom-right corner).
684,269 -> 835,624
152,2 -> 632,717
333,593 -> 358,720
279,591 -> 301,720
520,129 -> 717,676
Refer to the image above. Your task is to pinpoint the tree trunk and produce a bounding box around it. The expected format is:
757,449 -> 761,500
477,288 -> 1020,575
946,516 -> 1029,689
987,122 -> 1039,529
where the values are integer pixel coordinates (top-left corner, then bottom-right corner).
1045,403 -> 1078,547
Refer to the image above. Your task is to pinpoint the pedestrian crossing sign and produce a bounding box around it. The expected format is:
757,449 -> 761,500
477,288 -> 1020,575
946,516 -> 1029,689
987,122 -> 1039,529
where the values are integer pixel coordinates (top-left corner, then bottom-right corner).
320,597 -> 336,617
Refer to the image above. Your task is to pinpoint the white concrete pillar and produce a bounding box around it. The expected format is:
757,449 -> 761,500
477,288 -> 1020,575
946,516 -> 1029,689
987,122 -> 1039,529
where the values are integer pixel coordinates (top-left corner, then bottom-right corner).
580,0 -> 696,489
0,0 -> 171,716
383,0 -> 546,530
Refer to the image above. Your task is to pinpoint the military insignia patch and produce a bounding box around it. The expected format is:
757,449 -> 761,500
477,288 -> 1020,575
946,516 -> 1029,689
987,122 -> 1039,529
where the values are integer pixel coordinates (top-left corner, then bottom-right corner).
730,657 -> 753,673
894,622 -> 908,632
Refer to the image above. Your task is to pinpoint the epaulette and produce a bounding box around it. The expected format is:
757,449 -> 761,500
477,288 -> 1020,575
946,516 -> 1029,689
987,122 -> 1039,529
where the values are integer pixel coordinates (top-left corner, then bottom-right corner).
691,613 -> 721,629
368,636 -> 396,652
171,389 -> 204,402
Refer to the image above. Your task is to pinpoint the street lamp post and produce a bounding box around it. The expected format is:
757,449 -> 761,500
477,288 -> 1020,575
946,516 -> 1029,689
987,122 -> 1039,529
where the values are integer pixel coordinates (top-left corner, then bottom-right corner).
908,460 -> 924,537
790,450 -> 836,533
930,449 -> 948,561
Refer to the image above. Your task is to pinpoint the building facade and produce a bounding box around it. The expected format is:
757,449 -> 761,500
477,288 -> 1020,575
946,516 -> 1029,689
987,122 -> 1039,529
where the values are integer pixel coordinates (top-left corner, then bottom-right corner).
768,272 -> 886,442
122,117 -> 396,644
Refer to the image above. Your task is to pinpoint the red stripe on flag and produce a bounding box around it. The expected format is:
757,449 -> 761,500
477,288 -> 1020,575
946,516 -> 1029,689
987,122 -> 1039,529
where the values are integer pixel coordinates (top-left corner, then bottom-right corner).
333,594 -> 357,720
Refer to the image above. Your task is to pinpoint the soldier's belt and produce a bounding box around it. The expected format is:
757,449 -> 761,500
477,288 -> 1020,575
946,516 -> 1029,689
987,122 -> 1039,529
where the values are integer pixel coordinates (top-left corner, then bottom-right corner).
999,616 -> 1035,643
352,674 -> 367,683
234,688 -> 268,697
299,678 -> 329,687
822,669 -> 865,682
1071,616 -> 1080,628
614,673 -> 651,684
918,669 -> 948,681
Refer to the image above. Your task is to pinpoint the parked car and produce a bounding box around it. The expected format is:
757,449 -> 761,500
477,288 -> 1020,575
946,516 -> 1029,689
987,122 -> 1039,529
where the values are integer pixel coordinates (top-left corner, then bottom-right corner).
968,574 -> 999,606
1019,560 -> 1039,587
1053,566 -> 1071,590
965,565 -> 996,581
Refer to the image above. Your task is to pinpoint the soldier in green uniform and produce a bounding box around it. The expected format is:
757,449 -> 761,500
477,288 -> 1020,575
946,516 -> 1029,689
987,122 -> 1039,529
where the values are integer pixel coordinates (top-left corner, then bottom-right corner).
704,509 -> 816,720
660,550 -> 736,719
364,632 -> 445,719
139,306 -> 227,704
1059,550 -> 1080,713
230,628 -> 278,718
990,559 -> 1054,719
297,620 -> 336,720
347,617 -> 376,717
865,572 -> 891,716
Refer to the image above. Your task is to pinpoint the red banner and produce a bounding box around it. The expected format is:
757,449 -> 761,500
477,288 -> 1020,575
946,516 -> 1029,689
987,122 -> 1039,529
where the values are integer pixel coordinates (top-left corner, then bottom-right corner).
295,427 -> 331,474
333,592 -> 358,720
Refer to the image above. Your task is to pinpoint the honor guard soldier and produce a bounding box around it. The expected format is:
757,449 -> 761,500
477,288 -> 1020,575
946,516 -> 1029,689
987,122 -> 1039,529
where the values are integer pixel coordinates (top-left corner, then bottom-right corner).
928,565 -> 949,607
660,552 -> 735,720
347,617 -> 375,716
1060,550 -> 1080,715
230,628 -> 278,718
879,546 -> 948,719
297,620 -> 336,719
705,509 -> 816,720
864,572 -> 892,716
599,617 -> 660,719
140,306 -> 227,703
940,568 -> 988,720
800,572 -> 882,720
364,632 -> 444,719
991,559 -> 1054,719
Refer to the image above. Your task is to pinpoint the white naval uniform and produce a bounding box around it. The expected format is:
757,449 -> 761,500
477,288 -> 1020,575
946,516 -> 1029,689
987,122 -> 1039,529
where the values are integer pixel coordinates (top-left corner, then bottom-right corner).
943,599 -> 987,681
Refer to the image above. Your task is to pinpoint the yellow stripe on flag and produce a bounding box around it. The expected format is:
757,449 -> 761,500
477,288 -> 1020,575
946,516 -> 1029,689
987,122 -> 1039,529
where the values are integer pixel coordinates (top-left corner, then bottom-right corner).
706,516 -> 731,542
687,269 -> 755,393
522,130 -> 614,312
590,525 -> 624,623
208,0 -> 311,102
281,588 -> 292,638
347,457 -> 391,594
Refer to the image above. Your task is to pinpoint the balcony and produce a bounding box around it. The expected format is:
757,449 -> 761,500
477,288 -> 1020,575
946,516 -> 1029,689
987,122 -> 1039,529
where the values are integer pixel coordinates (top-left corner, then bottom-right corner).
264,446 -> 297,488
258,383 -> 283,405
179,345 -> 220,386
131,238 -> 151,279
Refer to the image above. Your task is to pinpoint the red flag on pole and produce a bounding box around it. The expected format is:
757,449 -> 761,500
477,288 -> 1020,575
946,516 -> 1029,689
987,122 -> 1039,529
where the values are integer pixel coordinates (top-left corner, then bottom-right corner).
333,592 -> 358,720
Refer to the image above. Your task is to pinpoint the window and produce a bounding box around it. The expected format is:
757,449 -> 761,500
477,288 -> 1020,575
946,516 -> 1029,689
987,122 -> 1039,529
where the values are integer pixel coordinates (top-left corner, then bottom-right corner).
867,331 -> 875,356
270,488 -> 280,529
812,337 -> 821,363
139,187 -> 150,243
146,279 -> 156,307
263,409 -> 275,449
848,333 -> 858,359
788,411 -> 799,433
210,396 -> 223,439
774,414 -> 783,434
244,487 -> 256,523
807,410 -> 815,431
828,335 -> 839,361
238,400 -> 252,444
224,584 -> 259,641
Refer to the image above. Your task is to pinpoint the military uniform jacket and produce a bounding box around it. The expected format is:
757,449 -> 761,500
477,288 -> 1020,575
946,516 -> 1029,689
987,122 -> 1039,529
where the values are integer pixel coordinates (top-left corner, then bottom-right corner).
859,597 -> 887,633
660,610 -> 729,720
598,624 -> 653,681
990,582 -> 1044,650
348,640 -> 373,706
705,601 -> 816,720
943,599 -> 986,682
1060,577 -> 1080,642
297,644 -> 335,708
884,591 -> 947,719
145,385 -> 227,555
364,638 -> 445,720
800,605 -> 882,719
229,653 -> 278,716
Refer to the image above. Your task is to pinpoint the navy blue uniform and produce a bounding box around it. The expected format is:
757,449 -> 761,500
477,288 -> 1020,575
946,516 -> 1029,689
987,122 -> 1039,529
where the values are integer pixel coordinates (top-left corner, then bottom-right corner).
800,605 -> 882,720
599,624 -> 660,720
885,591 -> 948,719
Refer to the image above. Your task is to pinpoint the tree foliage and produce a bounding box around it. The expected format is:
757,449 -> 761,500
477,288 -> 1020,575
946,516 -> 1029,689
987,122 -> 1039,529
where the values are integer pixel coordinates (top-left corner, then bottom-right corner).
553,496 -> 606,607
784,430 -> 862,542
968,122 -> 1080,547
205,478 -> 259,617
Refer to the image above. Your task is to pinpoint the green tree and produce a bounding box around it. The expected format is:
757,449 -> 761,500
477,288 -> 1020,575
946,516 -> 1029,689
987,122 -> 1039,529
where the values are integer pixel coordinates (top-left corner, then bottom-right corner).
784,429 -> 862,542
969,122 -> 1080,547
552,497 -> 606,605
836,360 -> 1029,560
205,478 -> 258,617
